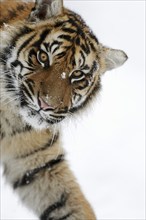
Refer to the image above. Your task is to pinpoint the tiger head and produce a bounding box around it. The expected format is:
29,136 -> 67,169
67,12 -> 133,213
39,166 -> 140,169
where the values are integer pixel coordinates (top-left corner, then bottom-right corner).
0,0 -> 128,129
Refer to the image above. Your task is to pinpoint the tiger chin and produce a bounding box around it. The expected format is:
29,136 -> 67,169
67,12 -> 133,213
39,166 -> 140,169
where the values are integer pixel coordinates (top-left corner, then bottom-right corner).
0,0 -> 128,219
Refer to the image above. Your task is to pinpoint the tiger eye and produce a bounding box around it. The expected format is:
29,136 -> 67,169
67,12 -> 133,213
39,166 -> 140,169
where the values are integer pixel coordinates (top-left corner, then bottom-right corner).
71,70 -> 84,80
73,70 -> 83,77
39,52 -> 48,62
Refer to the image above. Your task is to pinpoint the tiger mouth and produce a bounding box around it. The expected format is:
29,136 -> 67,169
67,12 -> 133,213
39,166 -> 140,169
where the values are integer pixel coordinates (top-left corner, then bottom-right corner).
26,109 -> 66,126
45,117 -> 66,125
30,103 -> 67,125
20,91 -> 67,125
35,107 -> 66,125
37,97 -> 67,124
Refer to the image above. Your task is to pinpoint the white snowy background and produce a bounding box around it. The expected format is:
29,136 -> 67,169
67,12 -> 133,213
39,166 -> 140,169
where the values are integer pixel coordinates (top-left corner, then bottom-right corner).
0,0 -> 145,220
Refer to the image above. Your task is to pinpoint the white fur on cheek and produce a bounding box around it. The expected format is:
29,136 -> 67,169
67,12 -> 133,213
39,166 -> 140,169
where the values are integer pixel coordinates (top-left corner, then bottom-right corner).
19,108 -> 49,130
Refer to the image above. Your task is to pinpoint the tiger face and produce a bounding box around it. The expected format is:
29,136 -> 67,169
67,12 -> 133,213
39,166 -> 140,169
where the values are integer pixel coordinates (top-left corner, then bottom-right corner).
0,0 -> 127,129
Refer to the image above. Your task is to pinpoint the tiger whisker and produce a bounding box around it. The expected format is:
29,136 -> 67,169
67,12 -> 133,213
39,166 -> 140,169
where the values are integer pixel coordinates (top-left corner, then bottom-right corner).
2,97 -> 18,106
67,110 -> 74,117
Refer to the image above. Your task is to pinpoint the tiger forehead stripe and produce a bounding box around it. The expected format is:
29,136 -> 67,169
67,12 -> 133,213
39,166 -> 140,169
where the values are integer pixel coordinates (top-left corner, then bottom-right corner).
32,29 -> 51,48
17,34 -> 36,57
90,61 -> 99,74
50,41 -> 63,53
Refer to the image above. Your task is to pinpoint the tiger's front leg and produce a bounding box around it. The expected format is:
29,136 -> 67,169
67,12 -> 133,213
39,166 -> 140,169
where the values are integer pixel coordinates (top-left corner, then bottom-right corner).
1,129 -> 96,220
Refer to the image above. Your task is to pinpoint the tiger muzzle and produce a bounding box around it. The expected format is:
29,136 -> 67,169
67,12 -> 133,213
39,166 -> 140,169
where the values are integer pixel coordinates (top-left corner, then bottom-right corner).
27,68 -> 72,112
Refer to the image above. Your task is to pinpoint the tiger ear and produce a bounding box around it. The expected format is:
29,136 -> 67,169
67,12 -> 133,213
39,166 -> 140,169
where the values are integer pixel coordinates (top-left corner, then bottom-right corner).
101,47 -> 128,71
28,0 -> 63,22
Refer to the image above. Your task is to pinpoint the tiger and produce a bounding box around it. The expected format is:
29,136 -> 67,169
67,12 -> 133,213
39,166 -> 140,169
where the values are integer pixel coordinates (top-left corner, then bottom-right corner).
0,0 -> 128,219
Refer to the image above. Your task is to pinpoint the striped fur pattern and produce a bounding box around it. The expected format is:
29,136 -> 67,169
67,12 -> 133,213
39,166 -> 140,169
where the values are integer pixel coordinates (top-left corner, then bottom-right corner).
0,0 -> 128,219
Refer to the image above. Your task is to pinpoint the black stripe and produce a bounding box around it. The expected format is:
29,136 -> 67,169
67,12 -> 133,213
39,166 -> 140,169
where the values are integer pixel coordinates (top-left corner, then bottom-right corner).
50,41 -> 62,51
62,27 -> 76,34
20,94 -> 28,107
52,45 -> 60,54
75,37 -> 80,45
24,79 -> 34,96
0,132 -> 5,139
56,51 -> 67,59
0,47 -> 11,63
54,21 -> 68,28
70,47 -> 75,66
11,125 -> 32,137
72,77 -> 88,88
77,79 -> 89,90
70,78 -> 101,113
18,132 -> 59,159
33,29 -> 51,48
43,42 -> 50,52
90,61 -> 98,75
67,11 -> 84,24
22,84 -> 33,101
80,50 -> 85,67
23,66 -> 35,71
82,64 -> 90,71
54,107 -> 68,115
46,117 -> 65,124
89,40 -> 96,52
58,34 -> 72,42
17,34 -> 36,57
10,26 -> 33,51
11,60 -> 23,72
81,43 -> 90,55
13,154 -> 64,189
50,115 -> 66,121
0,130 -> 5,140
89,31 -> 99,45
28,48 -> 37,66
67,11 -> 99,45
63,45 -> 72,51
40,193 -> 68,220
5,73 -> 13,80
46,119 -> 60,125
67,18 -> 80,30
5,82 -> 15,90
57,213 -> 72,220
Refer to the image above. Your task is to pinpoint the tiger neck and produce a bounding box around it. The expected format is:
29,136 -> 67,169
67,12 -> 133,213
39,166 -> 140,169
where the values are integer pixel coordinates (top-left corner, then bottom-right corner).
0,107 -> 59,157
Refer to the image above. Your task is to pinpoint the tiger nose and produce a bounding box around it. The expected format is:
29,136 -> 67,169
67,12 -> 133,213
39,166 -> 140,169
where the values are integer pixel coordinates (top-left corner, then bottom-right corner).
38,97 -> 55,111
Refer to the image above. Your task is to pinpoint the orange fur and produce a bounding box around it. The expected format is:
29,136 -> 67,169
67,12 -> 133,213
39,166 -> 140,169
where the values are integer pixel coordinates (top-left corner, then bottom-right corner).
0,0 -> 33,28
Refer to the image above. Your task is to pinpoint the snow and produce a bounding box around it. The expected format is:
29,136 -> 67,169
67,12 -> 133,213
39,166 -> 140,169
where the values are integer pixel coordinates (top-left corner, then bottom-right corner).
61,72 -> 67,79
